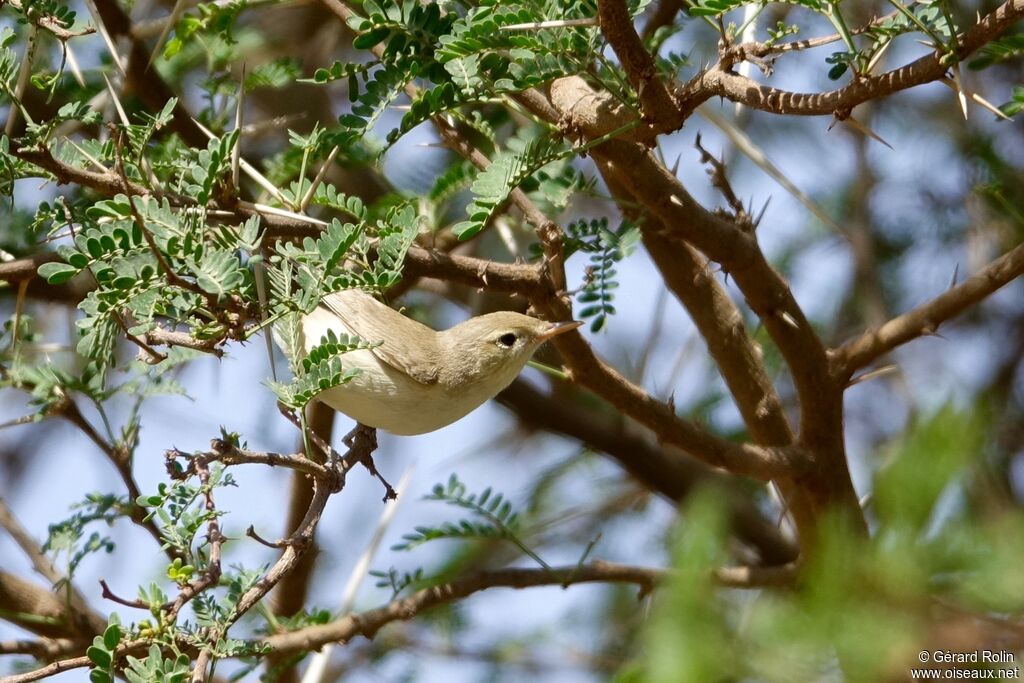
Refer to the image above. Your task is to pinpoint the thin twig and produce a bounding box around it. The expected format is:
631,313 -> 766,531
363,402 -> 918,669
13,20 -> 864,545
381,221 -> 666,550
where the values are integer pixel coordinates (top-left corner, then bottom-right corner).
3,0 -> 97,38
835,240 -> 1024,377
264,561 -> 668,654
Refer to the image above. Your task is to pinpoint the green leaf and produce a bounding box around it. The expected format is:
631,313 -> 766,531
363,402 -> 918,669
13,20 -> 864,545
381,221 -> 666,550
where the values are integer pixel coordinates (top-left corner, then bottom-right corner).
687,0 -> 746,16
188,250 -> 244,297
455,134 -> 571,240
112,275 -> 136,290
827,62 -> 848,80
38,261 -> 78,284
354,27 -> 391,50
999,85 -> 1024,117
102,623 -> 121,650
445,54 -> 482,93
87,646 -> 112,669
969,34 -> 1024,70
90,670 -> 113,683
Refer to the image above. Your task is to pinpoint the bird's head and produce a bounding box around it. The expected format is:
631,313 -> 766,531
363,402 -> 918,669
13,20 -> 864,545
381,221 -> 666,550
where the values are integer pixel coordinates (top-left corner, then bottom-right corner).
439,312 -> 582,390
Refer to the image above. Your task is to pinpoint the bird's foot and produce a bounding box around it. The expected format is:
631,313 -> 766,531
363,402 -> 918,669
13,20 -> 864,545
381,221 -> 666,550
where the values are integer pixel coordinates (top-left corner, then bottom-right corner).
341,424 -> 396,502
341,422 -> 376,448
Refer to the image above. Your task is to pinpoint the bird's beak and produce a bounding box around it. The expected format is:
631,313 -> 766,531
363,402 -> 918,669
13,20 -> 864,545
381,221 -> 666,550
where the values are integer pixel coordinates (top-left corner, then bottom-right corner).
535,320 -> 584,343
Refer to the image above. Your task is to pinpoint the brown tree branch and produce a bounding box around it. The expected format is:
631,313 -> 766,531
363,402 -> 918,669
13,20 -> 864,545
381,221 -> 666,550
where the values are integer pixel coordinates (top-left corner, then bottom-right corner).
272,402 -> 333,618
675,0 -> 1024,118
587,141 -> 838,440
598,163 -> 793,449
5,556 -> 790,682
596,164 -> 821,541
640,0 -> 682,41
1,0 -> 96,39
261,559 -> 798,656
4,150 -> 546,298
402,247 -> 546,295
719,11 -> 901,65
834,240 -> 1024,379
417,85 -> 804,481
0,638 -> 77,658
1,641 -> 154,683
265,403 -> 335,683
523,78 -> 863,532
0,498 -> 104,641
262,561 -> 666,654
142,327 -> 226,357
168,441 -> 336,480
0,571 -> 103,640
498,379 -> 798,565
596,0 -> 682,137
0,253 -> 60,283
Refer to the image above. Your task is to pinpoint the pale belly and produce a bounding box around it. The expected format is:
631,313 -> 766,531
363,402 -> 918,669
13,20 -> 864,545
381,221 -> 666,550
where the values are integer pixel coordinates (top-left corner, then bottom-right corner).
300,308 -> 497,435
315,349 -> 490,435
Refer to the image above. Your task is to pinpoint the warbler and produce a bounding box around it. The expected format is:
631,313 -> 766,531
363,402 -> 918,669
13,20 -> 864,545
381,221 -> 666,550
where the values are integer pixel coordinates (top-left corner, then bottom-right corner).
284,289 -> 581,435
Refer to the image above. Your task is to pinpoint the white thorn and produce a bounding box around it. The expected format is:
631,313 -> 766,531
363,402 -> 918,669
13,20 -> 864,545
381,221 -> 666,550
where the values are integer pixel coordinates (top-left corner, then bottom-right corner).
194,117 -> 291,206
82,0 -> 126,76
847,364 -> 899,388
103,73 -> 131,127
950,65 -> 969,121
240,200 -> 329,226
500,18 -> 598,31
940,78 -> 1011,121
841,116 -> 894,150
233,65 -> 245,189
4,26 -> 38,136
778,311 -> 798,329
300,145 -> 340,212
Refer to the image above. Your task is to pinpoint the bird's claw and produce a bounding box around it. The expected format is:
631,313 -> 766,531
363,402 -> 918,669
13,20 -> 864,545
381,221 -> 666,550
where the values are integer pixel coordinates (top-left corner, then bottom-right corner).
342,424 -> 395,502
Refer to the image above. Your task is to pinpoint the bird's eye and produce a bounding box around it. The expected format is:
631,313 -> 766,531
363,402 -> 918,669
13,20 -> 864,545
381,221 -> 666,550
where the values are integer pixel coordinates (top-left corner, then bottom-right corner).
497,333 -> 517,348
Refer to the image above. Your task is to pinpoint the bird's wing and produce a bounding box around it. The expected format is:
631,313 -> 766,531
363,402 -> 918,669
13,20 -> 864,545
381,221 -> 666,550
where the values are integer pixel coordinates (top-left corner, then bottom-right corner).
319,289 -> 440,385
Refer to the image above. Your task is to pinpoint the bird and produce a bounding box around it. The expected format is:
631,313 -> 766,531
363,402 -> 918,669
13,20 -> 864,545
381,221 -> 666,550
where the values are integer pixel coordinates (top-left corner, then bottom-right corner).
284,289 -> 582,435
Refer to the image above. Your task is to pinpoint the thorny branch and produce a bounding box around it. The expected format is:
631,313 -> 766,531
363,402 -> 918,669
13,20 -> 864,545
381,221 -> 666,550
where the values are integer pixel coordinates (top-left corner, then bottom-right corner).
0,0 -> 96,39
169,427 -> 374,682
31,385 -> 176,561
674,0 -> 1024,119
834,240 -> 1024,378
592,161 -> 820,542
596,0 -> 682,138
7,555 -> 791,682
262,559 -> 798,655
